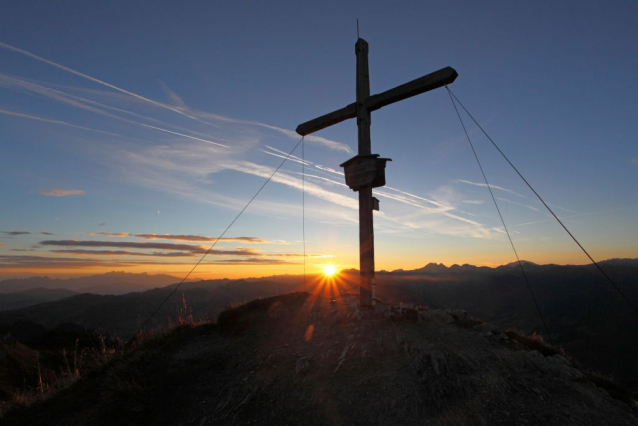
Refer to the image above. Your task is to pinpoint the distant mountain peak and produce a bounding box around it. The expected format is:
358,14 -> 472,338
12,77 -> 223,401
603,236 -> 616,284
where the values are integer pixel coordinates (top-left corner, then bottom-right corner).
500,260 -> 538,268
417,262 -> 449,272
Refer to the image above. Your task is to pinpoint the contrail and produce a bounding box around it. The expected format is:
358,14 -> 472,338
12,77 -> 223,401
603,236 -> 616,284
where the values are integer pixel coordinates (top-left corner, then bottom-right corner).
0,74 -> 228,148
0,42 -> 358,153
0,41 -> 218,128
139,123 -> 228,148
0,108 -> 123,137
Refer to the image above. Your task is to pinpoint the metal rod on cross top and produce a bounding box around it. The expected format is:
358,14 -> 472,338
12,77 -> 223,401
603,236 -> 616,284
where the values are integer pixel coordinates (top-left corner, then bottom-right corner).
296,38 -> 458,308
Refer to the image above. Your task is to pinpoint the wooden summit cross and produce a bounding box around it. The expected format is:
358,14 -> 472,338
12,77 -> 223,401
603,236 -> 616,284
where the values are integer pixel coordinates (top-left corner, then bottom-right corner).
296,38 -> 458,307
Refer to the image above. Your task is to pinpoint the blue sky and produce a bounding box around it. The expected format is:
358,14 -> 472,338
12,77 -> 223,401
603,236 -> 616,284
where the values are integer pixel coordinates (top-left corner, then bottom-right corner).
0,1 -> 636,279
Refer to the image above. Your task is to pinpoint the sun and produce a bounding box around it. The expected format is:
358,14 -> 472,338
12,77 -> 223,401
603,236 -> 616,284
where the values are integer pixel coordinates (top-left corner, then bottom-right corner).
323,265 -> 337,277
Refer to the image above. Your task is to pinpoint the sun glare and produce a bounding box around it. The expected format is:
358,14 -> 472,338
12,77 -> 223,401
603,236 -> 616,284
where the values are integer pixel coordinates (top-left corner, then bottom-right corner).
323,265 -> 337,277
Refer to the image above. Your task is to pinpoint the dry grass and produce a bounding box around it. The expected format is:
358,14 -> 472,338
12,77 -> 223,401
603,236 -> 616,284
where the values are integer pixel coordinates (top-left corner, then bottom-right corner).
504,329 -> 637,408
581,370 -> 637,407
504,329 -> 564,357
0,301 -> 207,420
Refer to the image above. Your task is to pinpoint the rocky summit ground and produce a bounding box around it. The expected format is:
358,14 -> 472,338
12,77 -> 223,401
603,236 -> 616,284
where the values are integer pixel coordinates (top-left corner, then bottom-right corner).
2,290 -> 637,426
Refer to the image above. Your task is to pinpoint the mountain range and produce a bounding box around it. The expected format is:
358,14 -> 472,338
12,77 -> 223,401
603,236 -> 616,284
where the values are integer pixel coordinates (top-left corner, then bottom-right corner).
0,271 -> 180,295
0,258 -> 636,390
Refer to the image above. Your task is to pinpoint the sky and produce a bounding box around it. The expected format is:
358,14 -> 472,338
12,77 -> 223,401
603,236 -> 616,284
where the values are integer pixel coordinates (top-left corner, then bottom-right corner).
0,1 -> 636,280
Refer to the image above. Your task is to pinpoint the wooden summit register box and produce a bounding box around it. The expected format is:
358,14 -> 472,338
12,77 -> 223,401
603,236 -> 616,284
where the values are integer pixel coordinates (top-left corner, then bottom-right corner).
340,154 -> 392,192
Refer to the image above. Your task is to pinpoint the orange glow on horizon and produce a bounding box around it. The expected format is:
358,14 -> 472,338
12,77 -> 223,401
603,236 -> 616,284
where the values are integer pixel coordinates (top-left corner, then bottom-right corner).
1,246 -> 635,280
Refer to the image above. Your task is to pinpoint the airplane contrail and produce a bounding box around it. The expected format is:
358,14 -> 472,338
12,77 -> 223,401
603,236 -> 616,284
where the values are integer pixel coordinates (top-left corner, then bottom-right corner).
139,123 -> 228,147
0,108 -> 123,137
0,41 -> 219,128
0,73 -> 229,148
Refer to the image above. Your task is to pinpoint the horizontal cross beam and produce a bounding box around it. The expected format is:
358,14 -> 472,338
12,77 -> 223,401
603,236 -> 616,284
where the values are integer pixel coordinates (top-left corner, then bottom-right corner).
296,66 -> 458,136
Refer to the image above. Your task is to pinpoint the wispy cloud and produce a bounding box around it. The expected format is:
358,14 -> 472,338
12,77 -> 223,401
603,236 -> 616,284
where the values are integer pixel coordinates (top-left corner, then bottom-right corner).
87,232 -> 285,244
0,41 -> 209,124
134,234 -> 274,243
496,197 -> 541,213
0,253 -> 300,269
40,239 -> 313,259
3,231 -> 30,236
88,232 -> 129,237
39,188 -> 86,197
199,258 -> 297,265
40,231 -> 54,235
0,74 -> 229,148
0,254 -> 136,269
514,206 -> 638,228
262,145 -> 312,166
51,249 -> 195,257
314,165 -> 344,176
117,141 -> 496,238
456,179 -> 524,198
0,42 -> 349,153
0,108 -> 123,137
230,160 -> 359,210
384,185 -> 451,209
41,239 -> 212,253
0,40 -> 500,241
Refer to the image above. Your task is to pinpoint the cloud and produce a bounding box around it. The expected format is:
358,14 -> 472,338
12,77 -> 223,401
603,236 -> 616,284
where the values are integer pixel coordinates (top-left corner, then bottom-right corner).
42,239 -> 214,253
0,41 -> 208,125
50,249 -> 196,257
262,145 -> 312,166
382,186 -> 451,209
118,141 -> 496,238
0,43 -> 348,153
88,232 -> 130,237
0,43 -> 500,242
0,254 -> 298,269
0,74 -> 229,149
632,158 -> 638,166
39,188 -> 86,197
230,160 -> 358,210
39,239 -> 313,259
0,243 -> 5,247
0,108 -> 123,137
314,165 -> 344,176
157,79 -> 188,110
134,234 -> 273,243
0,254 -> 136,269
200,258 -> 297,265
496,197 -> 541,213
40,231 -> 54,235
86,232 -> 285,244
456,179 -> 524,198
3,231 -> 30,236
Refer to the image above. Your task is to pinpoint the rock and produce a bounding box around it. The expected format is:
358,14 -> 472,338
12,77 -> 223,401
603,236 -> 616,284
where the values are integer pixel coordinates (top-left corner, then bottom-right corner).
295,356 -> 313,376
403,308 -> 418,322
446,309 -> 470,324
432,310 -> 455,324
475,322 -> 500,336
418,310 -> 433,323
350,305 -> 362,320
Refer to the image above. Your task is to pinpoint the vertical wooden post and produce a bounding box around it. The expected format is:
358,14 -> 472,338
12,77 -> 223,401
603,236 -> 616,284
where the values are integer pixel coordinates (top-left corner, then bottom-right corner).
356,38 -> 375,307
